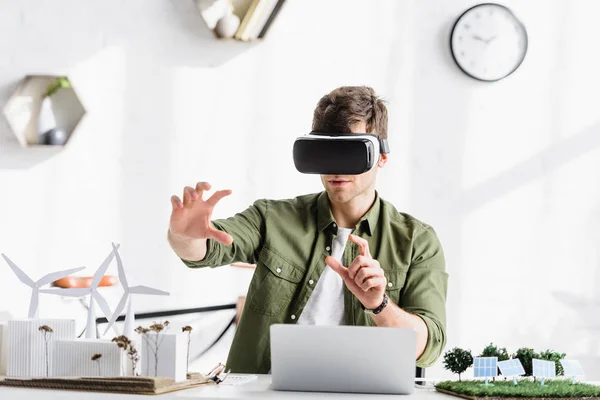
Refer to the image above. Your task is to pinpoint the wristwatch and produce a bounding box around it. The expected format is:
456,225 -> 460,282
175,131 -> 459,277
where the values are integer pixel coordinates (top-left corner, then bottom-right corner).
362,293 -> 389,315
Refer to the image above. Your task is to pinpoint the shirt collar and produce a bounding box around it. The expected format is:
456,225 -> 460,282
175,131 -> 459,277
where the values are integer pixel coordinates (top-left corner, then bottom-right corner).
317,190 -> 381,236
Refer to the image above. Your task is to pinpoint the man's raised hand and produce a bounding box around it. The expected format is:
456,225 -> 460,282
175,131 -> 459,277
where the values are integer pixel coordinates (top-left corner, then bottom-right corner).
169,182 -> 233,245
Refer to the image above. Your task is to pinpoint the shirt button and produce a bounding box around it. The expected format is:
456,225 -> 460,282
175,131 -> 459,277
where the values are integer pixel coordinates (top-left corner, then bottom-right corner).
388,282 -> 393,287
309,279 -> 314,285
333,223 -> 337,228
291,315 -> 296,320
326,246 -> 331,251
276,268 -> 282,273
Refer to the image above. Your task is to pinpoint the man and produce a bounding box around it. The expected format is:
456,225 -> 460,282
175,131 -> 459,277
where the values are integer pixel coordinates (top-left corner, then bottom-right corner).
168,86 -> 448,374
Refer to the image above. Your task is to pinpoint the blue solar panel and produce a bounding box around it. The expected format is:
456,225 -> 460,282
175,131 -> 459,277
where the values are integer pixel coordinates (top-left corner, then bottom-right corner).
498,359 -> 525,376
474,357 -> 498,378
533,359 -> 556,378
560,360 -> 584,377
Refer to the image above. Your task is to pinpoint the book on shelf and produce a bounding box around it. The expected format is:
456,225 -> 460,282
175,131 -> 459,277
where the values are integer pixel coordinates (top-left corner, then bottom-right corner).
235,0 -> 285,41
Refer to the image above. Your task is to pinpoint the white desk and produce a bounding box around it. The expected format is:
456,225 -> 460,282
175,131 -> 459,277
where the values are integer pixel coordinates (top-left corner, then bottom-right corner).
0,375 -> 449,399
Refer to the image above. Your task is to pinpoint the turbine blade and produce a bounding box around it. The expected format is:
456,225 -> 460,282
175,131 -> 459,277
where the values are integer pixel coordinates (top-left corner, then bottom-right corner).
91,244 -> 119,289
1,254 -> 35,287
36,266 -> 86,287
92,291 -> 113,322
40,288 -> 91,297
129,285 -> 170,296
28,290 -> 39,319
103,293 -> 129,336
112,242 -> 128,289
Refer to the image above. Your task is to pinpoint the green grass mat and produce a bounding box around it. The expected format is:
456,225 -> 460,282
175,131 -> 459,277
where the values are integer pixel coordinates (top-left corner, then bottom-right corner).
435,379 -> 600,398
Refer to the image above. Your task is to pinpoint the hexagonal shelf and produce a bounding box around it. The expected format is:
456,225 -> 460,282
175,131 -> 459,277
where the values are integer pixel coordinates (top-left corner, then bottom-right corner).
195,0 -> 286,41
2,75 -> 85,148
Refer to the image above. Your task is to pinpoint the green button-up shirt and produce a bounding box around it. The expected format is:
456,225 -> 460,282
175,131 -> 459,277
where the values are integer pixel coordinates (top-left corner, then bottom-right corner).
181,191 -> 448,373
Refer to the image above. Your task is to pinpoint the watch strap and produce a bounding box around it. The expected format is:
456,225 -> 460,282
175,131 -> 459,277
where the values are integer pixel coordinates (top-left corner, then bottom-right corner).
362,293 -> 389,315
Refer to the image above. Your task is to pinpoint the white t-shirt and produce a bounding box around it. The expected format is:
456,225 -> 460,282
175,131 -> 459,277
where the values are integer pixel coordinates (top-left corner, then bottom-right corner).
297,227 -> 352,325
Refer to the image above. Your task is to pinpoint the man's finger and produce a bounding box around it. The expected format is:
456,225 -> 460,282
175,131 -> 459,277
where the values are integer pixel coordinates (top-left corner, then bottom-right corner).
349,234 -> 371,258
360,277 -> 386,292
206,189 -> 233,207
325,256 -> 347,278
209,227 -> 234,245
347,255 -> 371,279
354,266 -> 384,285
183,186 -> 198,206
171,195 -> 183,211
195,182 -> 211,197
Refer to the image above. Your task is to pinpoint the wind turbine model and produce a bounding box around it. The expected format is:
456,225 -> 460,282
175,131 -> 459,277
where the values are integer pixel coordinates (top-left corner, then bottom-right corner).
1,253 -> 85,319
104,243 -> 169,338
41,245 -> 118,339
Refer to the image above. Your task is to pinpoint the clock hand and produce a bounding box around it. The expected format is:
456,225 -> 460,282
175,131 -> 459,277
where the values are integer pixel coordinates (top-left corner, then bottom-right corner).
471,34 -> 485,42
484,35 -> 498,44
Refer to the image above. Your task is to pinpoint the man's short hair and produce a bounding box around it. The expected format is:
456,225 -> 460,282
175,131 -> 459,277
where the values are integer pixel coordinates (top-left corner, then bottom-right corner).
312,86 -> 388,139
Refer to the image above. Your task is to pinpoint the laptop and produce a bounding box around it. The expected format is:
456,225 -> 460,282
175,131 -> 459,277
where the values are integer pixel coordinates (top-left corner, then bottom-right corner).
270,324 -> 416,394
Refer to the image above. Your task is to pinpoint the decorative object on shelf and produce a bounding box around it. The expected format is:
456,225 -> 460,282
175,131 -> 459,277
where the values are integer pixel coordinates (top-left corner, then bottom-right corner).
103,243 -> 170,339
450,3 -> 528,81
195,0 -> 285,41
38,77 -> 71,145
214,0 -> 240,38
6,319 -> 75,378
1,253 -> 85,319
1,75 -> 86,148
136,322 -> 187,382
51,339 -> 128,377
40,245 -> 119,339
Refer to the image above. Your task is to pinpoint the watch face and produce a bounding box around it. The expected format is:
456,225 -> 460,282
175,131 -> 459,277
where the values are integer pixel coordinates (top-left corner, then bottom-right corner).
450,3 -> 528,81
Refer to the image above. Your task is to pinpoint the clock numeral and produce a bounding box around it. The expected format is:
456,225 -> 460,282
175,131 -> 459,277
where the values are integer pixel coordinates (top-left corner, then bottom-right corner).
464,23 -> 470,30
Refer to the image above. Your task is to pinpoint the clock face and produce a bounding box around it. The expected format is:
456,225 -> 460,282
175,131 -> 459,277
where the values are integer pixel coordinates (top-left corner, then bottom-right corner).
450,3 -> 528,81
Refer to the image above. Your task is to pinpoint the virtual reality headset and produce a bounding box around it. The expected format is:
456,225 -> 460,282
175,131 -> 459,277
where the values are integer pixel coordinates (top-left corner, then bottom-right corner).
293,131 -> 390,175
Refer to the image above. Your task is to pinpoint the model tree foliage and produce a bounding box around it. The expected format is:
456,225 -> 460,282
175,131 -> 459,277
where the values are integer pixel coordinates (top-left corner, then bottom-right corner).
443,348 -> 473,382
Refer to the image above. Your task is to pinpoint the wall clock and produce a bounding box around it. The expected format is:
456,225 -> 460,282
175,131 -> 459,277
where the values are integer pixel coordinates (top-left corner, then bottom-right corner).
450,3 -> 528,81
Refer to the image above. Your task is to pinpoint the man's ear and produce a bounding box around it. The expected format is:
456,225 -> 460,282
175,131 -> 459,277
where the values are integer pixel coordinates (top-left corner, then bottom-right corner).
378,153 -> 388,168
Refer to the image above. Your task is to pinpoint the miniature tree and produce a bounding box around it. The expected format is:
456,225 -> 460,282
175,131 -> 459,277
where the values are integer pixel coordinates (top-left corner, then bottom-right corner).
513,348 -> 539,376
135,320 -> 170,377
479,343 -> 509,381
91,354 -> 103,376
38,325 -> 54,377
443,348 -> 473,382
112,335 -> 140,376
539,349 -> 566,376
182,326 -> 193,376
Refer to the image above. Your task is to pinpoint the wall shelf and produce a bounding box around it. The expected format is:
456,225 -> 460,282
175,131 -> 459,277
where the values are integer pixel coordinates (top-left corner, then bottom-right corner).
2,75 -> 86,149
195,0 -> 286,41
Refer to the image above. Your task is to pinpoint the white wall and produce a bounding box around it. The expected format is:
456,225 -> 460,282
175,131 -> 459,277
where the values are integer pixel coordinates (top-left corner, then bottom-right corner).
1,0 -> 600,379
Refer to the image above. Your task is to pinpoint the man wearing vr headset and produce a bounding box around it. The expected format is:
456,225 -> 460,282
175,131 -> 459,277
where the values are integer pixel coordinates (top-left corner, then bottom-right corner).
168,86 -> 447,374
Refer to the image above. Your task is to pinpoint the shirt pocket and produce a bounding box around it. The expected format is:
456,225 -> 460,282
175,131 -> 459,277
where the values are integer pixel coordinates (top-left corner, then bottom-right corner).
382,269 -> 407,306
248,246 -> 304,317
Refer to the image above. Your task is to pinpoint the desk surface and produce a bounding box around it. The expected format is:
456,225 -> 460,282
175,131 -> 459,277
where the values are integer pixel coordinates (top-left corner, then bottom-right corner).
0,375 -> 447,399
